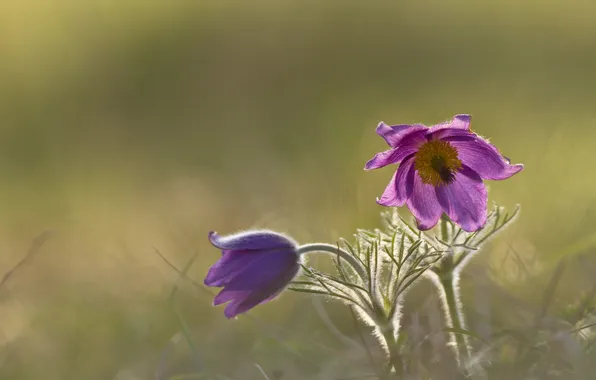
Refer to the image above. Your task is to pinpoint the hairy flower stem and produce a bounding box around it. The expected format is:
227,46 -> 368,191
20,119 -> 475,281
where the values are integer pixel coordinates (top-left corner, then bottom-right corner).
439,269 -> 470,364
435,217 -> 471,367
381,328 -> 404,379
297,243 -> 406,376
297,243 -> 368,282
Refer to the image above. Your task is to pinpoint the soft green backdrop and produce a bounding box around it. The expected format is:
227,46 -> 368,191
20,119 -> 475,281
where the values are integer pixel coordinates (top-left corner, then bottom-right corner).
0,1 -> 595,379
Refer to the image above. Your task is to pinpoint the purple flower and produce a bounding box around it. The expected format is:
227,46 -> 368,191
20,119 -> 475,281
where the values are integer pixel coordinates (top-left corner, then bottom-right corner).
365,114 -> 523,232
204,230 -> 300,318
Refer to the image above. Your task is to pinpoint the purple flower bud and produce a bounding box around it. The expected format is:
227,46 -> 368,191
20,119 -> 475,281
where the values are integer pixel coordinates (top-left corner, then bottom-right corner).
205,230 -> 300,318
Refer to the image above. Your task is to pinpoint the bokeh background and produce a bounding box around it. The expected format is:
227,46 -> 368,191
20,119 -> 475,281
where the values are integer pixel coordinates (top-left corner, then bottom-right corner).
1,1 -> 596,379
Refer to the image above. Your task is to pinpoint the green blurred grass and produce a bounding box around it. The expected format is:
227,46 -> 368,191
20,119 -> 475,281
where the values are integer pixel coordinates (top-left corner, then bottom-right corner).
0,1 -> 596,379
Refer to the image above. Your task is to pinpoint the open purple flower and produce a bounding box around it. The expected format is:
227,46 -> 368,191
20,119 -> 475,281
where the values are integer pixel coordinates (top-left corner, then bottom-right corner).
204,230 -> 300,318
365,114 -> 523,232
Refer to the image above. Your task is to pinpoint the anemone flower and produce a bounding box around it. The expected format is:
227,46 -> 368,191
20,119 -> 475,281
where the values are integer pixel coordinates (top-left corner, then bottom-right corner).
365,114 -> 523,232
204,230 -> 300,318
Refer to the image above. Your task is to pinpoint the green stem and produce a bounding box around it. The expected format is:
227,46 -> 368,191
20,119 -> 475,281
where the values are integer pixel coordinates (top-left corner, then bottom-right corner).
436,217 -> 470,363
439,270 -> 470,365
382,328 -> 403,379
440,215 -> 449,243
296,243 -> 368,282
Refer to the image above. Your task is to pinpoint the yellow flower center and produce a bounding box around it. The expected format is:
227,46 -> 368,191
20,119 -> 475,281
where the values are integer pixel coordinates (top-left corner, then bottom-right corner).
414,140 -> 462,187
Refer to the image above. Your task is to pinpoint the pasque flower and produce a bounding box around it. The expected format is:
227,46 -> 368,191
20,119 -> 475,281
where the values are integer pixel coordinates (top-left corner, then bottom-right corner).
365,114 -> 523,232
204,230 -> 300,318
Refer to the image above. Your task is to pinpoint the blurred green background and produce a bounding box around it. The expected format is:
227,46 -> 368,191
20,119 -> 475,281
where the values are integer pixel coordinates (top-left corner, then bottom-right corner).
1,1 -> 596,379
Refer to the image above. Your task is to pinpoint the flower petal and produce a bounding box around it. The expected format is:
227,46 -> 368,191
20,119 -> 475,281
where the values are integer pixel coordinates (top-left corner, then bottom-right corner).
406,170 -> 443,230
221,252 -> 298,290
429,128 -> 472,141
204,248 -> 297,288
205,251 -> 256,286
448,135 -> 524,180
208,230 -> 297,252
222,291 -> 267,319
219,266 -> 297,318
428,114 -> 472,133
214,288 -> 249,306
451,114 -> 472,129
435,166 -> 487,232
376,155 -> 415,207
364,144 -> 418,170
376,122 -> 427,148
